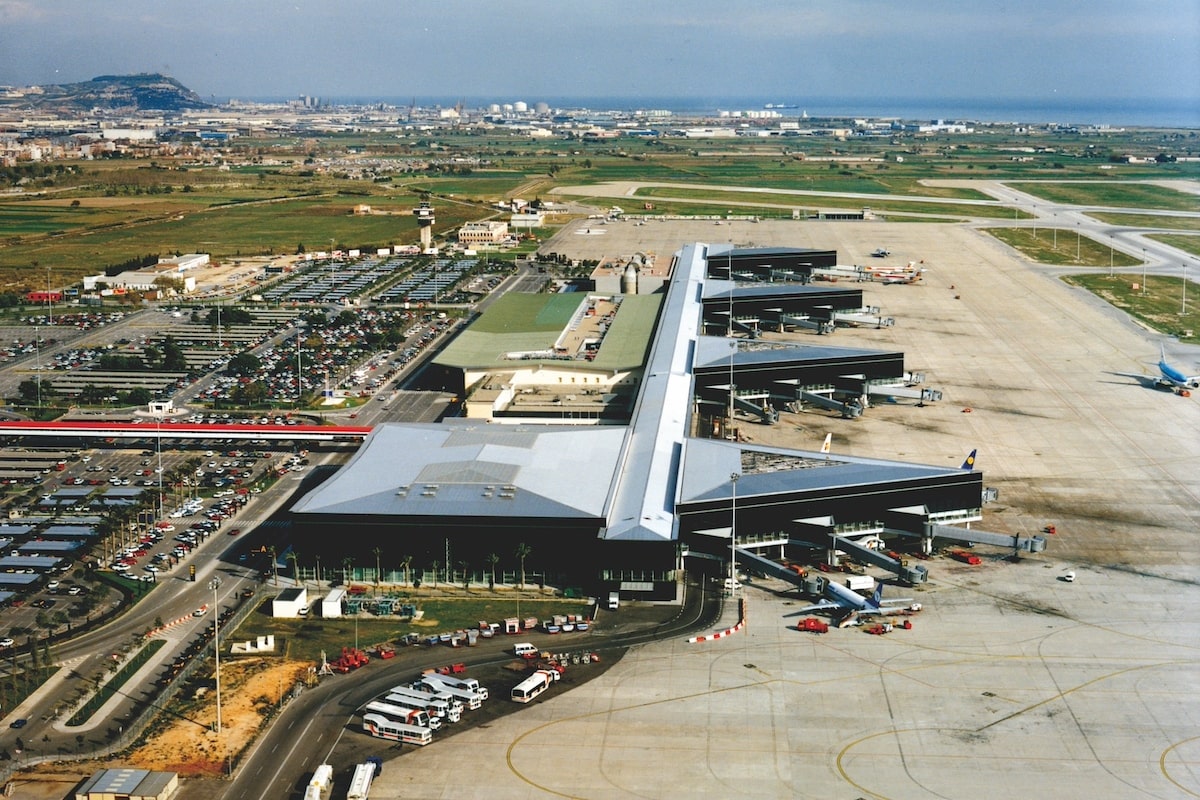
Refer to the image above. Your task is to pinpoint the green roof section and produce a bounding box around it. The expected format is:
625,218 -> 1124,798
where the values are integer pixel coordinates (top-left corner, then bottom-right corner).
436,292 -> 662,372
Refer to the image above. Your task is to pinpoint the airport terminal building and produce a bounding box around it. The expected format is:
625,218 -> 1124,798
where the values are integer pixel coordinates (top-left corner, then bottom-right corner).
291,243 -> 984,599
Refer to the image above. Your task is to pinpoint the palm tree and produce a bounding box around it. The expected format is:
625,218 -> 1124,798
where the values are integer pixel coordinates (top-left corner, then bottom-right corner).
430,560 -> 440,590
485,552 -> 500,590
372,546 -> 383,596
342,556 -> 353,587
286,550 -> 300,585
400,555 -> 412,588
515,543 -> 532,589
269,546 -> 278,586
459,560 -> 470,593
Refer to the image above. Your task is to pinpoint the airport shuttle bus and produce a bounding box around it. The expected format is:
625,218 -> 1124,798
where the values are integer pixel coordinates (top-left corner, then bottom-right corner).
361,713 -> 433,746
511,669 -> 558,704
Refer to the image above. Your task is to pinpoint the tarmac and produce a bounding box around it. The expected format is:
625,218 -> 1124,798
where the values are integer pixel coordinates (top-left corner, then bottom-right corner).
362,216 -> 1200,798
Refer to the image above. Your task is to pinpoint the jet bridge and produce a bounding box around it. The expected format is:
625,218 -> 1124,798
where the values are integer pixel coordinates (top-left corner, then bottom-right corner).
778,310 -> 836,335
884,508 -> 1046,556
866,372 -> 943,404
734,547 -> 820,595
832,307 -> 895,329
832,536 -> 928,584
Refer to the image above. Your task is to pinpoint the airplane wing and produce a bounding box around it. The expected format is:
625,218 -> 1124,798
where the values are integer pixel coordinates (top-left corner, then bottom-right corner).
783,601 -> 841,617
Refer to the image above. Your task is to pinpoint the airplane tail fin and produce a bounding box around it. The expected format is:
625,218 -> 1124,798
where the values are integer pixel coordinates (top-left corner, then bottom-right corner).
820,433 -> 832,455
960,449 -> 977,470
870,583 -> 884,608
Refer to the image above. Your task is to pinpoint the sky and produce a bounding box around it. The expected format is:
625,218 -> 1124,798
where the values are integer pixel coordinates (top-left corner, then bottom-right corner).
1,0 -> 1197,110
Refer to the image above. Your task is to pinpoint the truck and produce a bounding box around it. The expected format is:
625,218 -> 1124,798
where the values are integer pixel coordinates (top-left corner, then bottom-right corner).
420,674 -> 485,708
845,575 -> 876,592
420,672 -> 488,700
303,764 -> 333,800
607,591 -> 619,610
385,692 -> 460,723
346,759 -> 378,800
362,701 -> 434,729
949,550 -> 982,565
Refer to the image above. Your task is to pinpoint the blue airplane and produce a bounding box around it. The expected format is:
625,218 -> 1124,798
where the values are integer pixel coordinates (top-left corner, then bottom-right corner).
1113,344 -> 1199,396
1157,344 -> 1200,394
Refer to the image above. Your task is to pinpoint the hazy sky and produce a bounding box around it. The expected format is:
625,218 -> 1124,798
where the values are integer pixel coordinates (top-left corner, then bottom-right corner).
1,0 -> 1197,105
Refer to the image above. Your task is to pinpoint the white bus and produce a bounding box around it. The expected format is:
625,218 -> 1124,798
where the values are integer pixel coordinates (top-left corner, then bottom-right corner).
361,713 -> 432,746
346,760 -> 377,800
510,669 -> 559,704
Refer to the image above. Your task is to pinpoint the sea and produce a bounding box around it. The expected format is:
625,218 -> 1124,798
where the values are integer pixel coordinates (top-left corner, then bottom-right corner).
235,94 -> 1199,129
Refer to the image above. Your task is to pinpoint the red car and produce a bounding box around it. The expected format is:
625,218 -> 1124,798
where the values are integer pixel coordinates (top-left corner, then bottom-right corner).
227,528 -> 241,536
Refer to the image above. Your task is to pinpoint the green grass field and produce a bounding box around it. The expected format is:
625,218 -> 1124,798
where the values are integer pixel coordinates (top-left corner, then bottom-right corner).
985,226 -> 1143,266
1006,181 -> 1200,212
1062,273 -> 1199,339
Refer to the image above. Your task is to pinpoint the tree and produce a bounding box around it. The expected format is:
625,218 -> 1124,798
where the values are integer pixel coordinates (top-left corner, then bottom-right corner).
459,560 -> 470,593
342,556 -> 353,587
515,543 -> 532,589
485,552 -> 499,590
400,555 -> 412,588
227,352 -> 262,376
373,546 -> 383,595
286,550 -> 299,585
430,560 -> 440,590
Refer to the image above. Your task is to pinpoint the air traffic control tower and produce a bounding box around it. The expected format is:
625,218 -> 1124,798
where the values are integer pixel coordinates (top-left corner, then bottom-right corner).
413,201 -> 435,252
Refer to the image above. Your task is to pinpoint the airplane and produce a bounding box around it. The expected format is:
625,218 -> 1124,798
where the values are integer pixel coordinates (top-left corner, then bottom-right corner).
1112,344 -> 1199,396
961,449 -> 977,470
786,579 -> 920,626
1157,343 -> 1199,395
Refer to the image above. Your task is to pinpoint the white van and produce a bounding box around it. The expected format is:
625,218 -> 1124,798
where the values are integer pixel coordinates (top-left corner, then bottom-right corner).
513,642 -> 538,657
607,591 -> 620,610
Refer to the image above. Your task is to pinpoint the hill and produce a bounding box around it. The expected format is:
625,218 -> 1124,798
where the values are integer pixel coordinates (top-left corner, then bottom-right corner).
5,73 -> 212,112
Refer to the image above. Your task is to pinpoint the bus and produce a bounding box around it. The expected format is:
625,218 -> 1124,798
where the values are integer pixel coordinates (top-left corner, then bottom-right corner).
361,713 -> 432,746
346,759 -> 378,800
510,669 -> 559,704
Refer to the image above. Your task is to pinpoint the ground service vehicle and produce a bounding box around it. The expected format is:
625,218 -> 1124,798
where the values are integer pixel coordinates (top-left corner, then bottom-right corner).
346,759 -> 378,800
511,669 -> 560,704
361,713 -> 432,746
384,691 -> 461,723
422,672 -> 489,700
363,701 -> 431,728
845,575 -> 875,592
513,642 -> 538,657
420,675 -> 484,709
390,684 -> 468,714
608,591 -> 619,610
303,764 -> 333,800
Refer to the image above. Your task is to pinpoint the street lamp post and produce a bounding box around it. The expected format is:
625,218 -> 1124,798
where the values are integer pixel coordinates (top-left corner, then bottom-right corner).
1076,223 -> 1081,261
34,325 -> 41,409
209,578 -> 222,734
1142,248 -> 1148,296
1109,235 -> 1114,277
1183,265 -> 1189,316
729,472 -> 740,597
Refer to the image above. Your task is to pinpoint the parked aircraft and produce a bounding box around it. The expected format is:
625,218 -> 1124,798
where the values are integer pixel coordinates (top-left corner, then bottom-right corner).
787,579 -> 919,624
961,449 -> 977,470
1112,344 -> 1199,396
1157,344 -> 1199,395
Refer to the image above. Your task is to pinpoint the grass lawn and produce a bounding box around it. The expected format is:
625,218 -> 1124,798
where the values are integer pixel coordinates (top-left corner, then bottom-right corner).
1006,181 -> 1200,212
1089,212 -> 1200,232
1062,273 -> 1199,340
1146,232 -> 1200,258
985,226 -> 1143,267
231,594 -> 595,662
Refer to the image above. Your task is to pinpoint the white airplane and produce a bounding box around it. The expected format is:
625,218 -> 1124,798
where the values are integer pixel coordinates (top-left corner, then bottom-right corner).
1113,344 -> 1200,396
787,579 -> 920,625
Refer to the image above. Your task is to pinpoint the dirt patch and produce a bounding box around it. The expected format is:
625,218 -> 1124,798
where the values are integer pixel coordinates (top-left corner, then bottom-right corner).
126,658 -> 313,777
